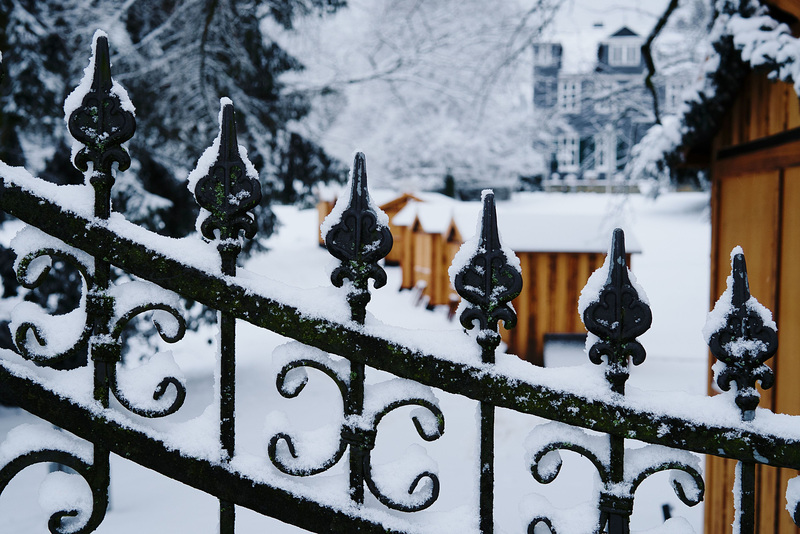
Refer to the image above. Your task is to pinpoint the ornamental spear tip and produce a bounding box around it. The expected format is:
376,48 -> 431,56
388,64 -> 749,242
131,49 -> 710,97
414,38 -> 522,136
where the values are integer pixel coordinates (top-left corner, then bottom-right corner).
731,252 -> 750,310
479,191 -> 500,253
609,227 -> 627,290
350,152 -> 369,213
92,34 -> 113,94
220,101 -> 238,164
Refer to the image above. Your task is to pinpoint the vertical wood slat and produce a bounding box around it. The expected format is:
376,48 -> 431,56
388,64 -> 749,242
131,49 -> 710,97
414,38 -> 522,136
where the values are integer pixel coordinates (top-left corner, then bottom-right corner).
749,74 -> 766,142
553,254 -> 569,333
534,254 -> 551,366
776,166 -> 800,533
769,79 -> 789,136
707,170 -> 782,533
789,83 -> 800,131
401,223 -> 415,289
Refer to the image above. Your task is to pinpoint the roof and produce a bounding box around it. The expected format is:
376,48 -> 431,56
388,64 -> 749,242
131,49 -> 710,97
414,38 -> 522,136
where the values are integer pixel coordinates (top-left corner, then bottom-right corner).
610,26 -> 639,38
538,1 -> 667,73
393,194 -> 642,254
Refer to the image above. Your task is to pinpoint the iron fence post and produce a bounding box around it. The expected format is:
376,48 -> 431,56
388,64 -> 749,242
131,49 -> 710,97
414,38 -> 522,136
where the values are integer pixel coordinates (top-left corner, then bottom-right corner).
191,99 -> 262,534
452,191 -> 522,534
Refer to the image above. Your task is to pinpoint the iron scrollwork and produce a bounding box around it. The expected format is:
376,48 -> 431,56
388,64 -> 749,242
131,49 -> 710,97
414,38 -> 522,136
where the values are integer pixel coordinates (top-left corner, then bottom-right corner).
9,228 -> 95,368
266,342 -> 444,512
0,425 -> 109,534
9,226 -> 187,417
525,422 -> 704,534
706,248 -> 777,422
102,281 -> 188,418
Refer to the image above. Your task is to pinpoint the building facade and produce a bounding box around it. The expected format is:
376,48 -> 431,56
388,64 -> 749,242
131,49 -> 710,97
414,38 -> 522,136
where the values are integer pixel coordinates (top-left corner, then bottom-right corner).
533,27 -> 689,191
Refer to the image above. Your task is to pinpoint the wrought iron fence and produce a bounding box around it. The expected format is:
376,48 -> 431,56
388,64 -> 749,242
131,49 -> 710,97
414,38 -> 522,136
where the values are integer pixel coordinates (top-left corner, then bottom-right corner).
0,31 -> 798,534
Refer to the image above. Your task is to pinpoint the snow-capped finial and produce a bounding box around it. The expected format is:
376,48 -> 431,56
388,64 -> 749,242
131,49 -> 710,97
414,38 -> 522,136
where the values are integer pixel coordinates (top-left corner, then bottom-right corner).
67,31 -> 136,178
707,249 -> 777,421
582,228 -> 652,394
452,190 -> 522,360
324,152 -> 393,323
191,98 -> 262,248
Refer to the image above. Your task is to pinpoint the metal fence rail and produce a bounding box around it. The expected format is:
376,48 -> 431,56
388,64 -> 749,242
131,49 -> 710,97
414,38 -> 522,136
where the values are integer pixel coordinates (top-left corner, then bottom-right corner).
0,31 -> 798,534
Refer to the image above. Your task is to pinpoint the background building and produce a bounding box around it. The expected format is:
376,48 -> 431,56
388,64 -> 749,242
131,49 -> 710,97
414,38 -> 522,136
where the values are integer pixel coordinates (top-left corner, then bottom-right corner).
533,27 -> 690,191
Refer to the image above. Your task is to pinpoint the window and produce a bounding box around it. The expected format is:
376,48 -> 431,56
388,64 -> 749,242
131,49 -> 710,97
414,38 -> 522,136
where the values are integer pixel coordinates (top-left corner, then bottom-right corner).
608,43 -> 640,66
556,135 -> 580,171
558,80 -> 581,113
594,131 -> 616,172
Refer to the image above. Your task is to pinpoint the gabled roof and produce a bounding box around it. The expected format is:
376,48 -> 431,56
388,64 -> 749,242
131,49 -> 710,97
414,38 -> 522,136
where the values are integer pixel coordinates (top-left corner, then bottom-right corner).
610,27 -> 639,38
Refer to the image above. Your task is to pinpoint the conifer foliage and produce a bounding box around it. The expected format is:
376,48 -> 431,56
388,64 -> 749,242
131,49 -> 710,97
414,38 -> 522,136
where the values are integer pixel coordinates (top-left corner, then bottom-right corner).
0,0 -> 345,233
0,0 -> 346,347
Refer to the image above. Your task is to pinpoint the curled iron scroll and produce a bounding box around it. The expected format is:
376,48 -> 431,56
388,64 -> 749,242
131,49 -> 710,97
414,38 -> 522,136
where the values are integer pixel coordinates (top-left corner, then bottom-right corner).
0,449 -> 108,534
268,358 -> 350,476
362,397 -> 445,512
12,248 -> 94,368
526,427 -> 703,531
106,301 -> 188,418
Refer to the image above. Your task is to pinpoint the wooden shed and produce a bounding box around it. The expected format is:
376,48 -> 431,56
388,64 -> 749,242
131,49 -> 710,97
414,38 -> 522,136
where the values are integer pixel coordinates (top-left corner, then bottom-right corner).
667,1 -> 800,531
491,213 -> 636,366
395,200 -> 640,365
391,197 -> 460,296
379,193 -> 421,265
393,201 -> 460,306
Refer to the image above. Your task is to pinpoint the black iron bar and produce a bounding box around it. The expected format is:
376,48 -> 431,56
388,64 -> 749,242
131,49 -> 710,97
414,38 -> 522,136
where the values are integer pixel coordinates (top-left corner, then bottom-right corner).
479,388 -> 495,534
452,192 -> 522,534
736,461 -> 756,533
219,245 -> 239,534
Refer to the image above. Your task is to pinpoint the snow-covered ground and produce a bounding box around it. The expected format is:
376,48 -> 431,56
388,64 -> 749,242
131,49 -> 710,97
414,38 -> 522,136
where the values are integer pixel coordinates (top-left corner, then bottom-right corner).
0,191 -> 711,533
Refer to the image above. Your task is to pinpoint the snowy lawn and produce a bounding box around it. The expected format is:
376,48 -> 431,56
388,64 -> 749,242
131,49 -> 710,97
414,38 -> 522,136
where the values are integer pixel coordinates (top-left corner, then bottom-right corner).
0,191 -> 711,533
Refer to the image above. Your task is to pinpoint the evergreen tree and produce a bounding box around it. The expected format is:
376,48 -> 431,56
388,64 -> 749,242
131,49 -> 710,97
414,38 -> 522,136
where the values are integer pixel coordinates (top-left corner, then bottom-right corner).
1,0 -> 345,233
0,0 -> 346,349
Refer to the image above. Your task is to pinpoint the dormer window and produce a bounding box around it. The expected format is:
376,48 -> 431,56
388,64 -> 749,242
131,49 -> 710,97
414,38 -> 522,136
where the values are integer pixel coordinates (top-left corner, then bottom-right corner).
609,44 -> 640,66
604,27 -> 642,68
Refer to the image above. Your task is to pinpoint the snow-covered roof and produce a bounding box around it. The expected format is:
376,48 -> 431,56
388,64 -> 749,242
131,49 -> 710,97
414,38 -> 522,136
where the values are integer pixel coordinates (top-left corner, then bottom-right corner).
369,188 -> 403,207
393,194 -> 642,254
496,212 -> 641,253
542,0 -> 667,73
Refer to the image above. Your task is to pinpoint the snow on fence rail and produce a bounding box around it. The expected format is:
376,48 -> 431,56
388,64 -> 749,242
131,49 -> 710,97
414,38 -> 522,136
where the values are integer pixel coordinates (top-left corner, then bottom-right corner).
0,29 -> 797,534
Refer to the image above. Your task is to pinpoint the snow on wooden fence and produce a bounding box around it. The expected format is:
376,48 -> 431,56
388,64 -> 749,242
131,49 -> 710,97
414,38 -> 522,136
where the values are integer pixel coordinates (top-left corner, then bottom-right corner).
0,30 -> 798,534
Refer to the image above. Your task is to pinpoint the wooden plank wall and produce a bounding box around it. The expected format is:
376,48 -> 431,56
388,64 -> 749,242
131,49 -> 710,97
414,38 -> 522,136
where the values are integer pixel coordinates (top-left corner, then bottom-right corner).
399,223 -> 416,290
707,72 -> 800,533
501,251 -> 607,365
